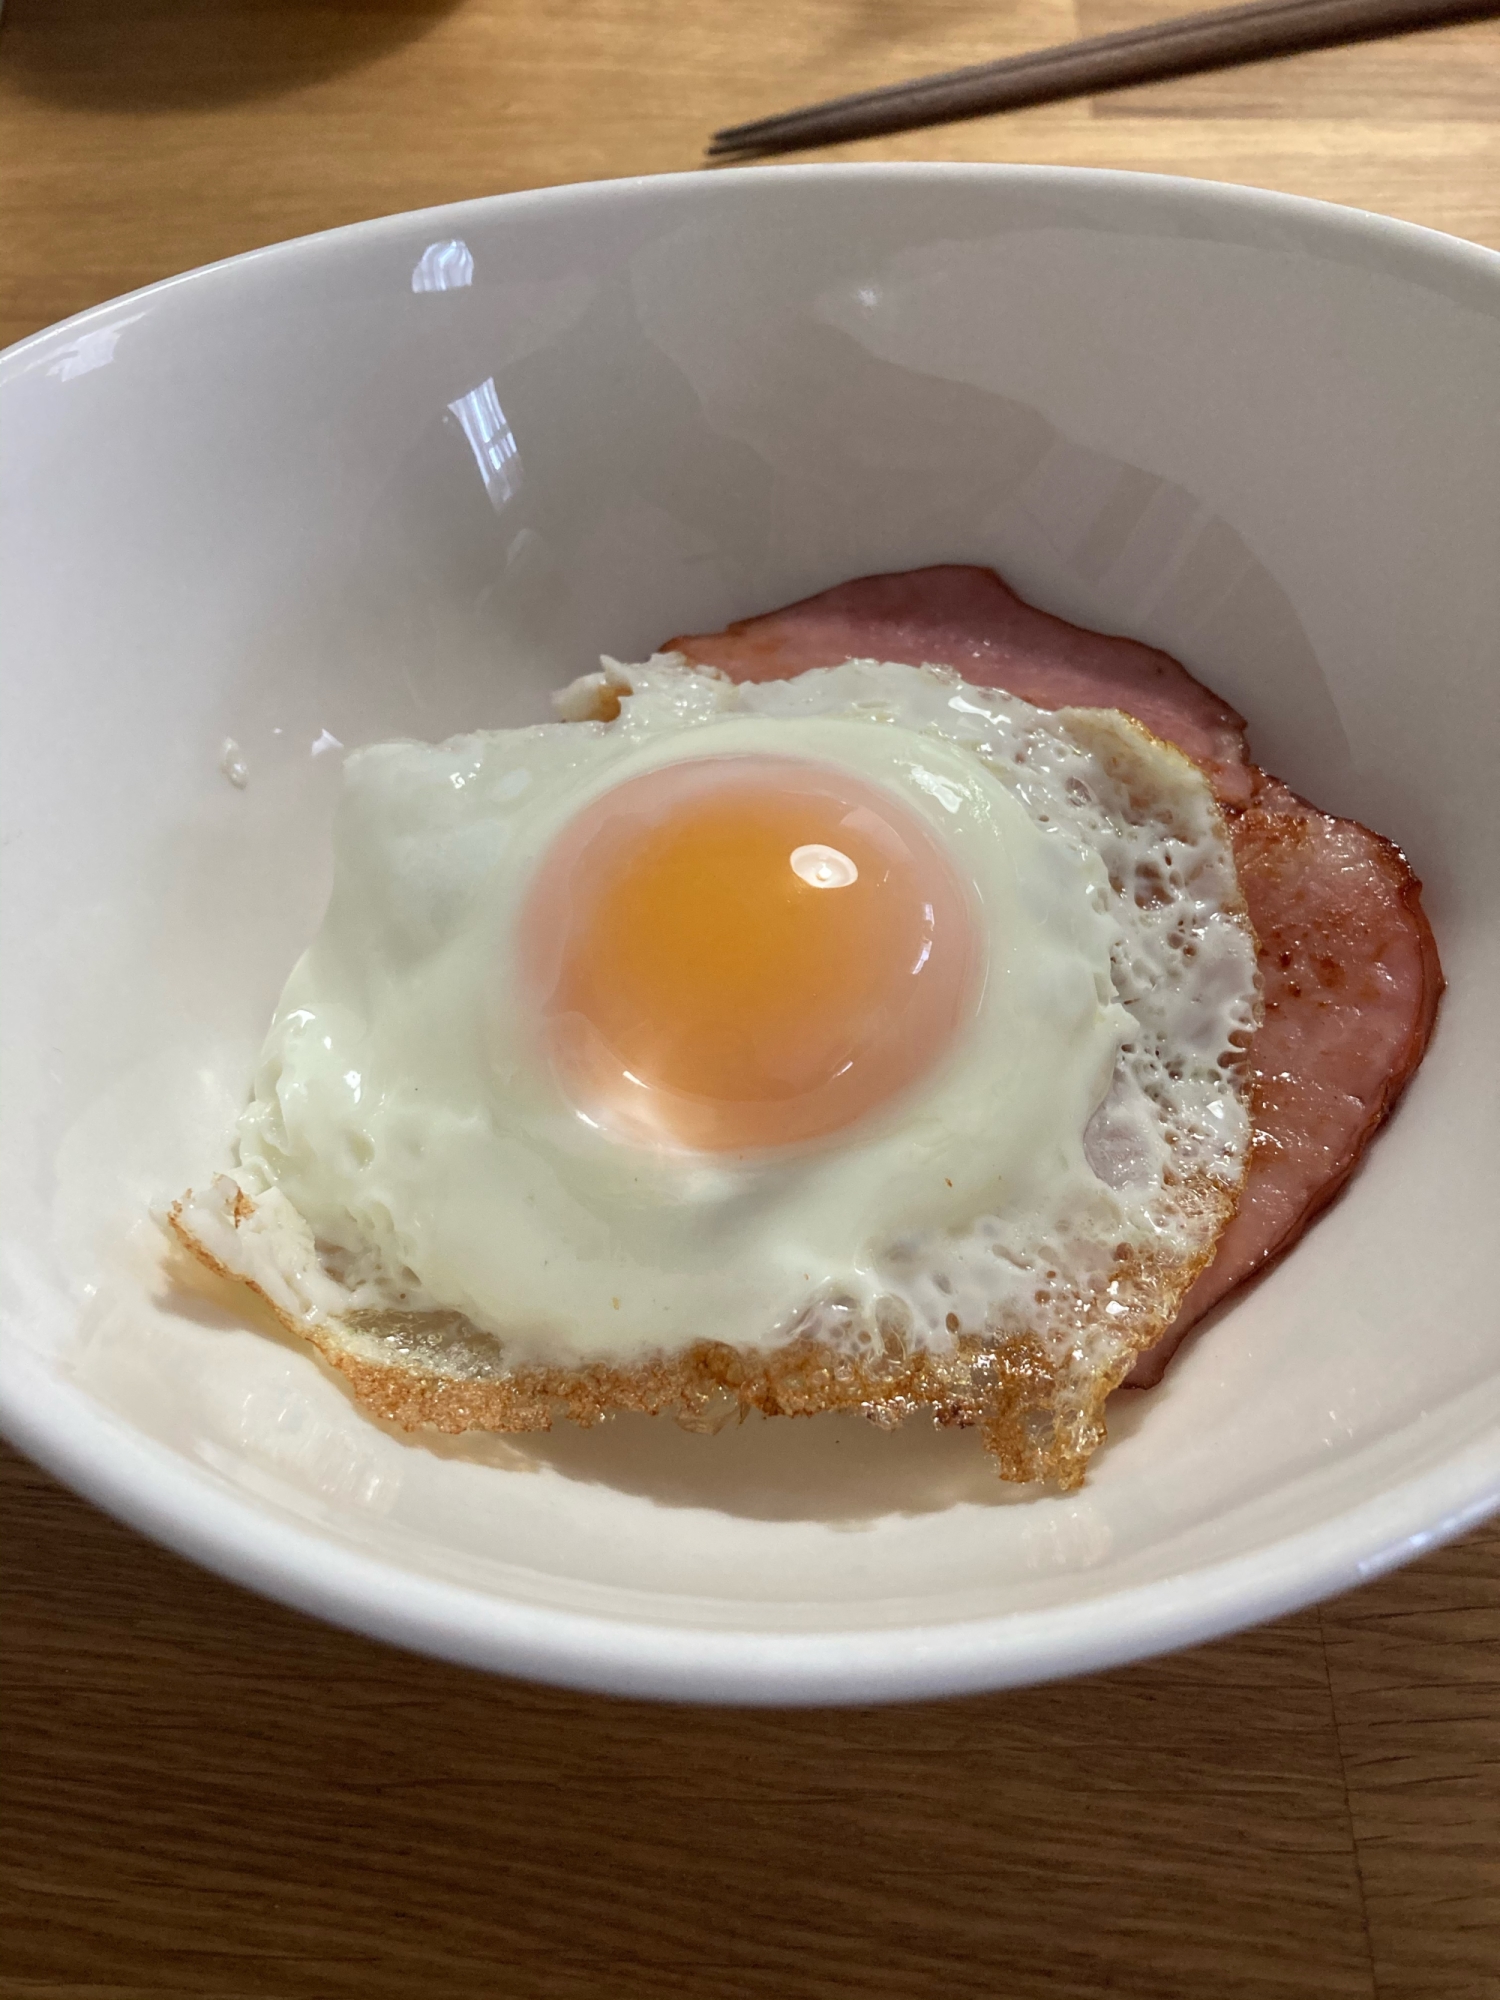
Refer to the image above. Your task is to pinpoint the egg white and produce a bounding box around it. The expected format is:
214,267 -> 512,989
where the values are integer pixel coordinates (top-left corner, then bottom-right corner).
229,657 -> 1258,1370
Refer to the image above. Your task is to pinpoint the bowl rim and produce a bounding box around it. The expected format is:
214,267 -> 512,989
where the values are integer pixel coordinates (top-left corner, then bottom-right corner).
6,158 -> 1500,379
7,1342 -> 1499,1704
4,160 -> 1499,1704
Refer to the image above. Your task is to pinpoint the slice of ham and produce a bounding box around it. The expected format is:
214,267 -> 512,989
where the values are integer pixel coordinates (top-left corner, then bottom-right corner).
666,566 -> 1442,1378
669,564 -> 1255,807
1130,775 -> 1442,1382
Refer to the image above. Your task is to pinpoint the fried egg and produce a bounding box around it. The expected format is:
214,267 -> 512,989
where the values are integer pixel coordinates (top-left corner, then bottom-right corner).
189,656 -> 1260,1407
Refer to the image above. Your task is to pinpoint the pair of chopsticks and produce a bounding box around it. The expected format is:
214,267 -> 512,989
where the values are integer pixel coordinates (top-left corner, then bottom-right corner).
708,0 -> 1499,159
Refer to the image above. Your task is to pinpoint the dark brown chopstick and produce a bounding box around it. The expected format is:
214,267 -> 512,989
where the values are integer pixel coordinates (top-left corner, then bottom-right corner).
708,0 -> 1500,158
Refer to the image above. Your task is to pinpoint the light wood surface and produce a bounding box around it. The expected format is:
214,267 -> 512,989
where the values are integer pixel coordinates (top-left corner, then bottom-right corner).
2,4 -> 1498,1995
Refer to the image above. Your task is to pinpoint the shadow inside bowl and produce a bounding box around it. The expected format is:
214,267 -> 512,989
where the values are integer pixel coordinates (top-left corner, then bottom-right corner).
151,1253 -> 1056,1523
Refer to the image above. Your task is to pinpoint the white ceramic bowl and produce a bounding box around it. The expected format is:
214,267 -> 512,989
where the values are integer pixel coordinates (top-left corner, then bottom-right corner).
3,166 -> 1498,1704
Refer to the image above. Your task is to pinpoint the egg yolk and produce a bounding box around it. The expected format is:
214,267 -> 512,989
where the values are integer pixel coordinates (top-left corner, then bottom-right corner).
519,754 -> 979,1152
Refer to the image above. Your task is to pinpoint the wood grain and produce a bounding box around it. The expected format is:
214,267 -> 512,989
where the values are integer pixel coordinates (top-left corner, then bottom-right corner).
4,1441 -> 1498,1996
2,3 -> 1498,1992
1078,0 -> 1500,113
708,0 -> 1500,156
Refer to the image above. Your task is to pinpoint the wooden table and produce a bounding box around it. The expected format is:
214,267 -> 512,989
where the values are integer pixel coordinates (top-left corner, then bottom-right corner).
2,4 -> 1498,1993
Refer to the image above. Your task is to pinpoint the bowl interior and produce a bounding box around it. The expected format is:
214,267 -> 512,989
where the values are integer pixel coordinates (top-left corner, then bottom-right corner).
3,168 -> 1499,1699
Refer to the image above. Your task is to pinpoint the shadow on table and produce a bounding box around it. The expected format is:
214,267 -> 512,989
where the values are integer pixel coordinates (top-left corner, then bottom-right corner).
1,0 -> 463,112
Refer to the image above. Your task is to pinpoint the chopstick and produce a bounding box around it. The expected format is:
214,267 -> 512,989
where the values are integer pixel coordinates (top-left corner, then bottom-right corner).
708,0 -> 1500,158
